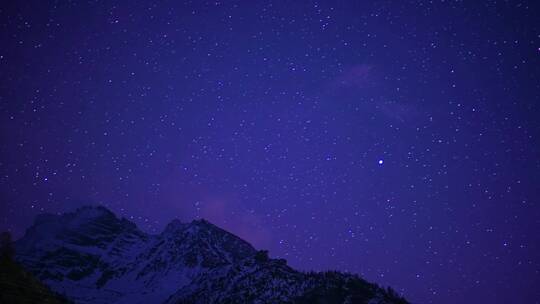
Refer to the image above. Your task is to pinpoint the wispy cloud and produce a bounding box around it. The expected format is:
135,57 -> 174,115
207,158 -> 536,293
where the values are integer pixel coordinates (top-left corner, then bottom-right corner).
325,64 -> 419,122
199,197 -> 272,249
327,64 -> 376,91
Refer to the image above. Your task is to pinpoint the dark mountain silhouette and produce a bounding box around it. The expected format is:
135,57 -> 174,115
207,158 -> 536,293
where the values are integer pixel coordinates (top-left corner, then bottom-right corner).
9,206 -> 408,304
0,232 -> 71,304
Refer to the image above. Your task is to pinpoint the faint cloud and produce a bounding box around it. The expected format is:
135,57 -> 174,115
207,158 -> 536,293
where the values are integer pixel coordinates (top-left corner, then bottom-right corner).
327,64 -> 376,91
199,197 -> 272,249
326,64 -> 419,122
376,101 -> 419,122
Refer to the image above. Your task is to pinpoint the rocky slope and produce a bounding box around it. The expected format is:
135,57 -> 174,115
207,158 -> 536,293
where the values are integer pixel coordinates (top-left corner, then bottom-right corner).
13,206 -> 408,304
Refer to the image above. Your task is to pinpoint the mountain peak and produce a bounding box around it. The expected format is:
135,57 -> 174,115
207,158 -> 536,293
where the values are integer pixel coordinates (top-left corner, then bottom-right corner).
162,218 -> 222,236
163,218 -> 187,234
190,218 -> 215,228
73,204 -> 114,217
13,207 -> 409,304
17,205 -> 141,255
31,205 -> 115,227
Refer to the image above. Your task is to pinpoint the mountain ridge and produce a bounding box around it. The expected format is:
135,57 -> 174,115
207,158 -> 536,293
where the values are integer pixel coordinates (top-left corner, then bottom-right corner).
13,205 -> 408,304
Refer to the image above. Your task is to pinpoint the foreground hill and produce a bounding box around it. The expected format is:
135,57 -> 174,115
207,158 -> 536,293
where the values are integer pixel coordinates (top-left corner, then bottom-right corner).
12,206 -> 408,304
0,232 -> 71,304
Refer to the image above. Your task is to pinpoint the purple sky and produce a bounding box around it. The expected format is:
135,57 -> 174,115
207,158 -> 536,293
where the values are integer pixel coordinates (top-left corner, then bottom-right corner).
1,1 -> 539,303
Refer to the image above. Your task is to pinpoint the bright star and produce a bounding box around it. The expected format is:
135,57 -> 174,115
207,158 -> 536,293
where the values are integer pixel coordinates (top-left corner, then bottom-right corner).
378,160 -> 384,165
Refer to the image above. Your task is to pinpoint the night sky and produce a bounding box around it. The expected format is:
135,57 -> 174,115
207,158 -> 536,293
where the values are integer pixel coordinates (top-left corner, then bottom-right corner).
1,1 -> 539,303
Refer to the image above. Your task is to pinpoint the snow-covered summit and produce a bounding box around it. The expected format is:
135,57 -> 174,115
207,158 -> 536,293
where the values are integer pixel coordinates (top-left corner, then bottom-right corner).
14,206 -> 408,304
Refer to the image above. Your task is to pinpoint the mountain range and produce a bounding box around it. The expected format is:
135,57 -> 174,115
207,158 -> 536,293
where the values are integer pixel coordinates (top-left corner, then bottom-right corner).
10,206 -> 408,304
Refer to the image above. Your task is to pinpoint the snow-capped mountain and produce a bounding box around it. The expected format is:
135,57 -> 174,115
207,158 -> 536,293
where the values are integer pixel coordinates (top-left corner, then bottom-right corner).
14,206 -> 408,304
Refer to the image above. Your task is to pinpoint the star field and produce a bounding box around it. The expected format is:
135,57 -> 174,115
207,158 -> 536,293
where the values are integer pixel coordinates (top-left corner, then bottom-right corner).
1,1 -> 540,303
